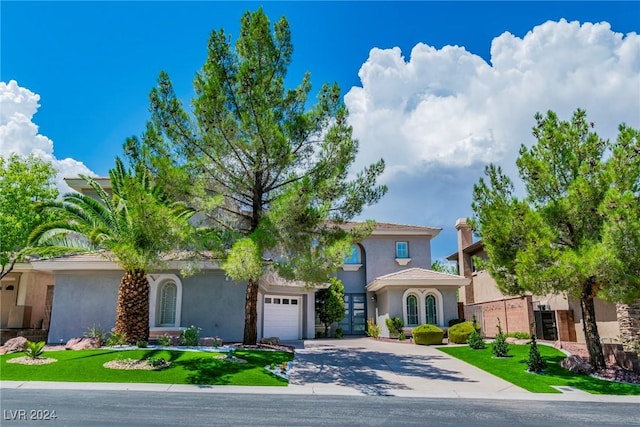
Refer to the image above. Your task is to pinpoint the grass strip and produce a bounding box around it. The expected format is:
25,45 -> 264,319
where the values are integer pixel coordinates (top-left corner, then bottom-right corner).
438,344 -> 640,395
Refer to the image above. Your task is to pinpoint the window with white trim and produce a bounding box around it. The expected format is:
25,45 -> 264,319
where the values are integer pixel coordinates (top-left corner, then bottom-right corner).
406,294 -> 419,326
158,281 -> 177,326
396,241 -> 409,259
402,288 -> 444,327
148,274 -> 183,329
425,294 -> 437,325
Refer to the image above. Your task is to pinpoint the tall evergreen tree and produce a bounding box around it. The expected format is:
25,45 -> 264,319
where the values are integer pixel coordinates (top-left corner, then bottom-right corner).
131,8 -> 386,344
472,109 -> 639,370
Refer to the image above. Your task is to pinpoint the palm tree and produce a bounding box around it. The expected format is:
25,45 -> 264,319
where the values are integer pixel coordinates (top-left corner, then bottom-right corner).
30,158 -> 196,344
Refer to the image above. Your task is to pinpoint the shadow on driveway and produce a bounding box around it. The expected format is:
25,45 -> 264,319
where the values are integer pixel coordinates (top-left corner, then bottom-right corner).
289,340 -> 477,396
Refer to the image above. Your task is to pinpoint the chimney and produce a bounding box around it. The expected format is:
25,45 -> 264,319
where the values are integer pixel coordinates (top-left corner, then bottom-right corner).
456,218 -> 474,304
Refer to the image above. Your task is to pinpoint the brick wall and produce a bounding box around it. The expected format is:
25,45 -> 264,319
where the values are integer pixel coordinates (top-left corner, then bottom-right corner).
464,295 -> 533,337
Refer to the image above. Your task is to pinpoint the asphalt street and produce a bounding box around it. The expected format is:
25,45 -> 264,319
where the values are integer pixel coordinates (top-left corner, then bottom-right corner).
2,389 -> 639,427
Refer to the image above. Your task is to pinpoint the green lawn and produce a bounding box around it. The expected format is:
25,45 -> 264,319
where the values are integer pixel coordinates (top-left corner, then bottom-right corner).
0,348 -> 293,386
438,344 -> 640,395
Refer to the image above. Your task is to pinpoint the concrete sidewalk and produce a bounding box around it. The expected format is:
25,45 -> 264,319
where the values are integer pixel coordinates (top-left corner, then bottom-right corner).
1,337 -> 638,403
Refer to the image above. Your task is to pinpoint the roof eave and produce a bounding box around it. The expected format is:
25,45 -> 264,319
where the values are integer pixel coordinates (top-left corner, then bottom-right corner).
366,278 -> 470,292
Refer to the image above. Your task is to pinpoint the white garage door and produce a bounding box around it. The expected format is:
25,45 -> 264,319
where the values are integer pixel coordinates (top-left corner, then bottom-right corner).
263,295 -> 300,340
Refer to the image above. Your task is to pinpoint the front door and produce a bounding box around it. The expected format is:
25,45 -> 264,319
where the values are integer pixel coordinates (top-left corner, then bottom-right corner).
338,293 -> 367,335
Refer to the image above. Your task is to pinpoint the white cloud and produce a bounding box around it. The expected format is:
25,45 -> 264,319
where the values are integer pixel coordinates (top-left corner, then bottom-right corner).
346,19 -> 640,257
0,80 -> 93,194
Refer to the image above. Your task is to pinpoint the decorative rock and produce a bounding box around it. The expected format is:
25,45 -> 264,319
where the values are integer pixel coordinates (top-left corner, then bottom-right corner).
560,355 -> 593,374
260,337 -> 280,345
1,336 -> 28,353
199,337 -> 223,347
65,337 -> 101,350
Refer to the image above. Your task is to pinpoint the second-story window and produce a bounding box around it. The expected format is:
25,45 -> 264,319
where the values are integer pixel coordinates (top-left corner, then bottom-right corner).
344,244 -> 361,264
396,241 -> 409,259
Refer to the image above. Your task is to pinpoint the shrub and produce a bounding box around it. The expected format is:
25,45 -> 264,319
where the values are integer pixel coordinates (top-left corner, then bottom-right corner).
136,340 -> 148,348
413,324 -> 444,345
467,328 -> 486,349
385,317 -> 404,336
366,319 -> 380,338
398,332 -> 406,341
505,331 -> 531,340
448,318 -> 465,327
527,335 -> 547,373
106,331 -> 128,346
491,318 -> 510,358
157,334 -> 172,346
23,340 -> 45,359
180,325 -> 201,346
147,356 -> 167,368
448,321 -> 481,344
334,327 -> 344,339
84,324 -> 107,345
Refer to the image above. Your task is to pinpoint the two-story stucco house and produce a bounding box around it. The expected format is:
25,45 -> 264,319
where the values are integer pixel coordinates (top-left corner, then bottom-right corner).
334,222 -> 469,338
1,178 -> 469,345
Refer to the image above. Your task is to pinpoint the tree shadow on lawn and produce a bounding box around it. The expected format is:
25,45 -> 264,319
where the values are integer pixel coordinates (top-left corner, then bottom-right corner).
290,347 -> 476,396
173,350 -> 291,386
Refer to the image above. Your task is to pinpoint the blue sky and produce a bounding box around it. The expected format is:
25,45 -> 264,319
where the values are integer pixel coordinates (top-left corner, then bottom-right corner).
2,1 -> 639,261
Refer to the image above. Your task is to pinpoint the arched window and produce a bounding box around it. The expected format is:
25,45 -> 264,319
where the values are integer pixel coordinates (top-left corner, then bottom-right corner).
148,274 -> 182,329
406,294 -> 419,326
425,294 -> 437,325
158,281 -> 177,326
344,244 -> 361,264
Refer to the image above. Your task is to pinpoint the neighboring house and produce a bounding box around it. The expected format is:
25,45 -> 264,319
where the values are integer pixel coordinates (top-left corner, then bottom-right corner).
0,266 -> 54,344
447,218 -> 621,343
8,178 -> 468,344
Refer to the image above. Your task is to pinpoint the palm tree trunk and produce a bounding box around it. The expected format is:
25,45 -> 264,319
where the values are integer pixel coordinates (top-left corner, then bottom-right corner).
243,278 -> 259,345
580,277 -> 606,370
114,269 -> 149,344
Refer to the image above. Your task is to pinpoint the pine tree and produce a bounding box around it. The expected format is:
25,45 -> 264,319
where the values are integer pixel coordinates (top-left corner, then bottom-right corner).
491,318 -> 510,358
467,314 -> 485,349
471,109 -> 640,370
131,8 -> 386,345
527,334 -> 547,373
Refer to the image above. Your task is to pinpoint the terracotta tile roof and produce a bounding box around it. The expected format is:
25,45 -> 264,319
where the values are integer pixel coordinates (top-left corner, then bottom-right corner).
375,267 -> 465,281
336,221 -> 441,236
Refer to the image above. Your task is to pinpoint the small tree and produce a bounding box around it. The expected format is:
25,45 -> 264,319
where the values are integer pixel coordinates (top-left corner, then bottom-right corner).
527,334 -> 547,373
385,317 -> 404,337
491,318 -> 510,358
467,314 -> 485,349
316,278 -> 345,337
0,154 -> 58,280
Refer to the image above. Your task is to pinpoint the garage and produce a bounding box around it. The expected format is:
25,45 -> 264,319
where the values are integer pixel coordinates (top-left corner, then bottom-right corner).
263,295 -> 301,340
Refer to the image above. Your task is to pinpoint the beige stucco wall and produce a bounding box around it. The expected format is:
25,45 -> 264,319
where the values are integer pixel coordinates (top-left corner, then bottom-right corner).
18,271 -> 55,329
0,271 -> 54,329
471,271 -> 505,303
569,297 -> 620,343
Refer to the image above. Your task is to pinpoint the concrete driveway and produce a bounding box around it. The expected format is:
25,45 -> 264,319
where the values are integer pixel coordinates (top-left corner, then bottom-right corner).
288,337 -> 529,398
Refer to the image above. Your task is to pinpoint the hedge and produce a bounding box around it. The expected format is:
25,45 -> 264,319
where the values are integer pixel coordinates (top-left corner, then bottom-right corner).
413,324 -> 444,345
447,321 -> 481,344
